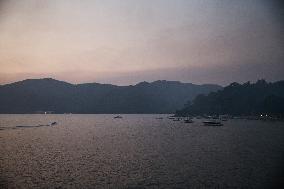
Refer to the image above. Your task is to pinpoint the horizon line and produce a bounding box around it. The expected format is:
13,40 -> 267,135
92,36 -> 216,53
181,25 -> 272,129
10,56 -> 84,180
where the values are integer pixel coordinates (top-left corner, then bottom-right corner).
2,77 -> 221,87
1,77 -> 283,87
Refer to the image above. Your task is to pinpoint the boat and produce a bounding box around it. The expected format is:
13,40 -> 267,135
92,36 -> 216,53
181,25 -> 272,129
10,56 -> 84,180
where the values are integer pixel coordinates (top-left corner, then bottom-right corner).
167,116 -> 175,119
114,115 -> 123,119
173,118 -> 181,121
203,120 -> 223,126
16,122 -> 56,128
184,118 -> 193,123
219,115 -> 229,121
51,122 -> 57,126
16,125 -> 44,128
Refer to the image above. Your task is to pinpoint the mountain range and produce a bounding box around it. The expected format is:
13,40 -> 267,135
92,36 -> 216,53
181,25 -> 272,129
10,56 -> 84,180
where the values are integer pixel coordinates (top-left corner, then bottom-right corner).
0,78 -> 221,114
176,80 -> 284,116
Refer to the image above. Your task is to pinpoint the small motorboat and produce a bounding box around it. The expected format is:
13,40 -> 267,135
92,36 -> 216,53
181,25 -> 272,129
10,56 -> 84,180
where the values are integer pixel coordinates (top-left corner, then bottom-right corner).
114,115 -> 123,119
168,116 -> 175,120
184,118 -> 193,123
173,118 -> 181,121
203,120 -> 223,126
50,122 -> 57,126
16,122 -> 57,128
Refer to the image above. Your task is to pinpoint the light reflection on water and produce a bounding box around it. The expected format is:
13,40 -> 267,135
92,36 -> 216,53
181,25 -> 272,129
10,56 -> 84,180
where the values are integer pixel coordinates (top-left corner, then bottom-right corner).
0,114 -> 283,188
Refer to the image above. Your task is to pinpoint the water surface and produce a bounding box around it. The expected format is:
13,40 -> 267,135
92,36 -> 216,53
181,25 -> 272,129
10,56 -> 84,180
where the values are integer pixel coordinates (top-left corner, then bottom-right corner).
0,114 -> 283,188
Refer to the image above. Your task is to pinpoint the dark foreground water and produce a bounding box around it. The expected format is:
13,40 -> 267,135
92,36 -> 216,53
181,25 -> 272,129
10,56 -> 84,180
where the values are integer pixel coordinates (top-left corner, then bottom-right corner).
0,114 -> 283,189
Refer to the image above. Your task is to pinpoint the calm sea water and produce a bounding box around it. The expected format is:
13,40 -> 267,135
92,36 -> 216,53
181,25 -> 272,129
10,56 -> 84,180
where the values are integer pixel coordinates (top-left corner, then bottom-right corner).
0,114 -> 283,188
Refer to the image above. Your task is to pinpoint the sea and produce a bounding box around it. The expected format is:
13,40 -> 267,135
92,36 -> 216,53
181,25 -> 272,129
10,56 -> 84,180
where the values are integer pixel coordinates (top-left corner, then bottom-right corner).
0,114 -> 283,188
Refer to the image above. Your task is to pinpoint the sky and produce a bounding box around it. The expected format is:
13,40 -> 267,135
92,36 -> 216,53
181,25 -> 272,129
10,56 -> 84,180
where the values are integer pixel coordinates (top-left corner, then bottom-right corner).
0,0 -> 283,86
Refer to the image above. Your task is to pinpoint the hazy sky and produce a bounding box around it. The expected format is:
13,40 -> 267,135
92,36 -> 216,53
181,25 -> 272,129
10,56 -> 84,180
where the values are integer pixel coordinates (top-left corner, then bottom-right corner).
0,0 -> 283,85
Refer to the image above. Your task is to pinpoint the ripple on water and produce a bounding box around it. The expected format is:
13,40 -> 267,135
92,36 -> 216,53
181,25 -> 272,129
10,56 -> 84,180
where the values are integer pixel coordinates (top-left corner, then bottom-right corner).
0,114 -> 284,188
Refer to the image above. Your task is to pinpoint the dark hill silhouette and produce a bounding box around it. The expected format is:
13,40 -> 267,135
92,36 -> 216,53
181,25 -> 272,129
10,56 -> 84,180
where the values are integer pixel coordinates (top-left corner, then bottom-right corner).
0,78 -> 221,113
176,80 -> 284,116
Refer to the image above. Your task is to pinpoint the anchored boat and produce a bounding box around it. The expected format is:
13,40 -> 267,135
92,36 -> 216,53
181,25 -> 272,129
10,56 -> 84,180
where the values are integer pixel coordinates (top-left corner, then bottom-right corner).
114,115 -> 123,119
184,118 -> 193,123
203,120 -> 223,126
